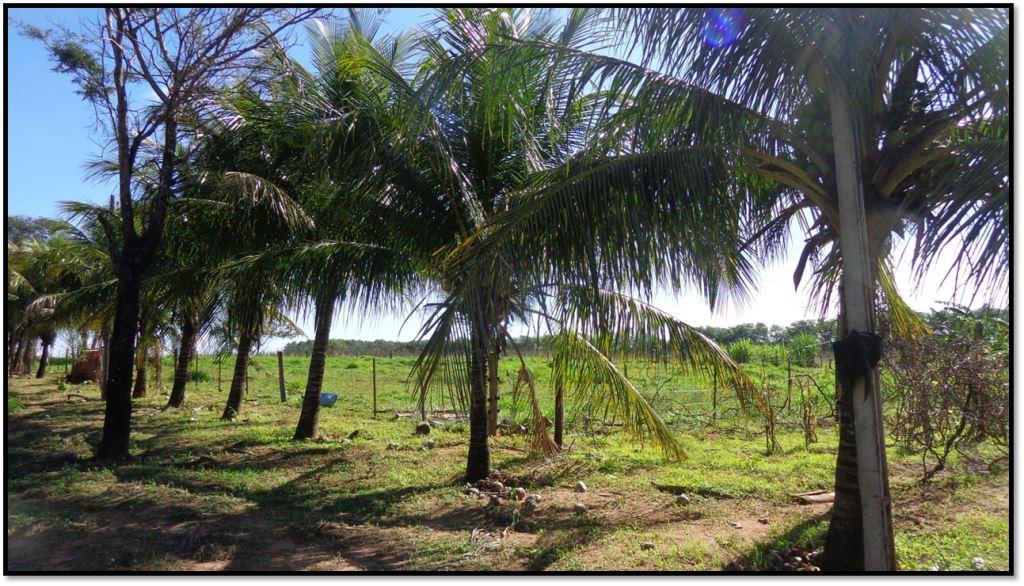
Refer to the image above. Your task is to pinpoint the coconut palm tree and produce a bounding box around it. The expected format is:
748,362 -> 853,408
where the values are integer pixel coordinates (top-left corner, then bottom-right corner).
200,12 -> 410,439
339,8 -> 762,482
542,6 -> 1008,569
7,219 -> 116,379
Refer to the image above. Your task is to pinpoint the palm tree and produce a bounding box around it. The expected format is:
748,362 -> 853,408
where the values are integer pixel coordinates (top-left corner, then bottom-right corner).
548,6 -> 1009,569
8,222 -> 115,378
342,8 -> 761,482
200,13 -> 404,439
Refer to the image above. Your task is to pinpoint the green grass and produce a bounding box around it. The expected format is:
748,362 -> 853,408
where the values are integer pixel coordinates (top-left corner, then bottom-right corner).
3,356 -> 1008,572
8,390 -> 22,413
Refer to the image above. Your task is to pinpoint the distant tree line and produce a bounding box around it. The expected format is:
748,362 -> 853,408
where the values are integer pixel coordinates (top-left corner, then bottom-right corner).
277,307 -> 1007,358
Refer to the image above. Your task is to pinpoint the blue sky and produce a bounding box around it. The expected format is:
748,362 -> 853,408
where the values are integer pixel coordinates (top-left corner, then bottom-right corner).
6,8 -> 994,351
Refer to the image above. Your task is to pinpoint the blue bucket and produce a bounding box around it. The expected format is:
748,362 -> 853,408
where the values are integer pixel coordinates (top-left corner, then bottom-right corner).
319,393 -> 338,407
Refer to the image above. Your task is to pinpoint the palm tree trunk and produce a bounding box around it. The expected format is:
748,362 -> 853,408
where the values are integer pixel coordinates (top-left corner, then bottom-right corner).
9,338 -> 22,376
150,337 -> 163,392
19,339 -> 35,376
35,333 -> 53,379
132,354 -> 147,398
167,316 -> 197,408
294,296 -> 335,440
96,274 -> 143,460
822,80 -> 896,570
222,330 -> 254,420
486,350 -> 500,436
554,375 -> 564,448
465,323 -> 491,483
99,323 -> 111,400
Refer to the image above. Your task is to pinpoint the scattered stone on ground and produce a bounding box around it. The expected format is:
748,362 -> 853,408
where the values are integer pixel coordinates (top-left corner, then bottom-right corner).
641,542 -> 655,551
386,442 -> 398,450
765,547 -> 822,571
423,439 -> 435,449
675,494 -> 691,505
728,521 -> 743,529
574,503 -> 587,515
575,481 -> 587,493
758,517 -> 770,524
522,494 -> 541,516
415,421 -> 431,435
972,557 -> 985,570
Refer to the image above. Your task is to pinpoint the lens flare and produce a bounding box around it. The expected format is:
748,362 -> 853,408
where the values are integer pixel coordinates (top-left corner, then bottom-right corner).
701,8 -> 743,48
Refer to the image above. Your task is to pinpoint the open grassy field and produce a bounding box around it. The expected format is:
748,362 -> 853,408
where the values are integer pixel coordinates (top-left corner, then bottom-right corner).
6,355 -> 1008,571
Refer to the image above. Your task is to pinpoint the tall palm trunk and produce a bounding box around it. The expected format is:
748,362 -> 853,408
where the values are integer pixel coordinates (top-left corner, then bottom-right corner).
35,332 -> 54,379
486,350 -> 500,435
10,338 -> 23,376
99,323 -> 111,400
132,346 -> 147,398
823,305 -> 863,568
150,337 -> 163,392
167,316 -> 197,408
96,274 -> 143,460
5,332 -> 13,375
294,296 -> 335,440
554,375 -> 565,448
19,338 -> 35,376
465,322 -> 490,482
222,330 -> 254,420
822,78 -> 896,570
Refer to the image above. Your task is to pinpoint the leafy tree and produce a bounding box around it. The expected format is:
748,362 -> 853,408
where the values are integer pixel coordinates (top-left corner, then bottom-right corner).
23,7 -> 319,459
551,6 -> 1008,569
363,8 -> 759,481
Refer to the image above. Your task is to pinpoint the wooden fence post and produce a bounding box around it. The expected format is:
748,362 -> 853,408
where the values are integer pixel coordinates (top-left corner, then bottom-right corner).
372,357 -> 377,417
278,351 -> 287,402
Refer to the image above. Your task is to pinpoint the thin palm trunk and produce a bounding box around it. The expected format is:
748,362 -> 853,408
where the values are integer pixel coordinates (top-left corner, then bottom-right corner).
132,354 -> 147,398
822,80 -> 896,570
96,275 -> 142,460
294,296 -> 335,440
99,323 -> 111,400
222,330 -> 254,420
9,338 -> 23,376
19,338 -> 35,376
150,337 -> 163,392
167,316 -> 197,408
554,375 -> 565,448
465,321 -> 491,482
35,334 -> 53,379
487,350 -> 500,435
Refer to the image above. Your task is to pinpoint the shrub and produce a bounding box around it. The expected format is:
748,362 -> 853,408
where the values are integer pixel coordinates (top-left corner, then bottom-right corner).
728,339 -> 755,363
186,370 -> 211,382
755,343 -> 789,363
788,332 -> 819,366
887,326 -> 1009,481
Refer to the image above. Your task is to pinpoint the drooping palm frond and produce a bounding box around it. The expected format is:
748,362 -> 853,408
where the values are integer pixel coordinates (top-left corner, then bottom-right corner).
552,286 -> 762,412
551,330 -> 685,460
877,261 -> 930,341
